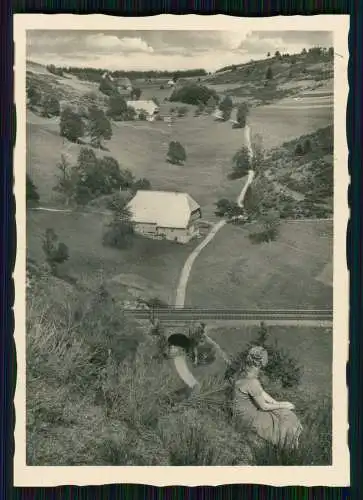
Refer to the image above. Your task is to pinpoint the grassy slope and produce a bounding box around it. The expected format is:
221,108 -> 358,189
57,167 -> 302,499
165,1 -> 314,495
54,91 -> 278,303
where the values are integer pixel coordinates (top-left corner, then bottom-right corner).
27,210 -> 197,304
186,220 -> 332,308
27,57 -> 332,306
205,51 -> 333,105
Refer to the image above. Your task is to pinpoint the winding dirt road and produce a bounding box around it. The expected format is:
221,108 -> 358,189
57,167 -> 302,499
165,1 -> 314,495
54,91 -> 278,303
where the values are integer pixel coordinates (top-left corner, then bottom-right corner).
173,125 -> 255,387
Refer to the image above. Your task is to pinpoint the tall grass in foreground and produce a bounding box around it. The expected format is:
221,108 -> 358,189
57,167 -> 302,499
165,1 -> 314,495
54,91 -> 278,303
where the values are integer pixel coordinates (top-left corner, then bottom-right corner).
26,274 -> 332,466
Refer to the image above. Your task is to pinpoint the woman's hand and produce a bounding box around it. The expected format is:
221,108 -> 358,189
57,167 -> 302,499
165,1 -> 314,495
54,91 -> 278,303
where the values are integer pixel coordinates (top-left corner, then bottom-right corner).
279,401 -> 295,411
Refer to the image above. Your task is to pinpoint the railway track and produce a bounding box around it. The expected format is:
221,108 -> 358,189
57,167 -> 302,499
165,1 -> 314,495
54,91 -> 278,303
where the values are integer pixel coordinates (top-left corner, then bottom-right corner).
124,308 -> 333,322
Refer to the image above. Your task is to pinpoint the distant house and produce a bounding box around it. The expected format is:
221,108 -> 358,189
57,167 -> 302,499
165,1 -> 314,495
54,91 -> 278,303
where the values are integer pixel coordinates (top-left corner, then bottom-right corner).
167,79 -> 176,87
127,190 -> 202,243
127,100 -> 160,120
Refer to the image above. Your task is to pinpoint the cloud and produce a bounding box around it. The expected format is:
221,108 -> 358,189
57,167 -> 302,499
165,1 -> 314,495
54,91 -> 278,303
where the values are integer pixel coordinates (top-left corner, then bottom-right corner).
84,34 -> 154,53
26,29 -> 334,72
237,30 -> 333,56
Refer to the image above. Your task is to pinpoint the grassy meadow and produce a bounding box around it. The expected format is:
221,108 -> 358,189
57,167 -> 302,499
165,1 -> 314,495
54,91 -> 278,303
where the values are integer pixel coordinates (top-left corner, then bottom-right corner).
186,219 -> 333,308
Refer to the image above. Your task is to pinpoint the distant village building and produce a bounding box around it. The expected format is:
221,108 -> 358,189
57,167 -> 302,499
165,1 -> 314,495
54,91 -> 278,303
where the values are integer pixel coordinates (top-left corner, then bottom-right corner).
167,79 -> 176,87
127,190 -> 202,243
127,100 -> 160,120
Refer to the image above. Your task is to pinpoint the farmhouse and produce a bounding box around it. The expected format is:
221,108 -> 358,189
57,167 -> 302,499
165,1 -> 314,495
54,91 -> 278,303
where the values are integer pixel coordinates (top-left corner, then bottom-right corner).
127,100 -> 160,120
127,190 -> 202,243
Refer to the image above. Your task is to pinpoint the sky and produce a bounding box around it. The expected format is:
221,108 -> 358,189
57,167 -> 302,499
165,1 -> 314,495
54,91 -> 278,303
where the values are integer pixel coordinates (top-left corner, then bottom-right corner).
26,30 -> 333,72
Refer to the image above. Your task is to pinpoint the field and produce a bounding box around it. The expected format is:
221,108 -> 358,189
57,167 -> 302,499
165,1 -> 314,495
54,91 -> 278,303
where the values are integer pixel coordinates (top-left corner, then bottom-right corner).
27,59 -> 333,307
186,220 -> 333,308
27,94 -> 333,221
26,209 -> 197,304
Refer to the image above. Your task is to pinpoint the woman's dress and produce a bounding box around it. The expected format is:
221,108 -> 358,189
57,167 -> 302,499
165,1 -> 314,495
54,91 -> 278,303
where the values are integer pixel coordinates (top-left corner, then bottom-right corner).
233,377 -> 303,447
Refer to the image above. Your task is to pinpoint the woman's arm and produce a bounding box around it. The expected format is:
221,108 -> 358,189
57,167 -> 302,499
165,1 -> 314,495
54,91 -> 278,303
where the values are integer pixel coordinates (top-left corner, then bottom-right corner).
252,393 -> 289,411
262,390 -> 277,404
246,379 -> 293,411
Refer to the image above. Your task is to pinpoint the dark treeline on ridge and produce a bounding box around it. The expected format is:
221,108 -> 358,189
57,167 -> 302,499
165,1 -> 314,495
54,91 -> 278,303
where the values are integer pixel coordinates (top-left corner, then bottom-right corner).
57,66 -> 208,82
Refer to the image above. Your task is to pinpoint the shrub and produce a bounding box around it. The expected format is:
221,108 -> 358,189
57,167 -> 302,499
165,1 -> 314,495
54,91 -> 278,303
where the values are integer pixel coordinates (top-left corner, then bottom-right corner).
265,67 -> 273,80
131,88 -> 142,100
236,102 -> 249,128
177,106 -> 188,117
103,205 -> 134,249
26,174 -> 40,205
215,199 -> 244,219
27,84 -> 42,107
60,107 -> 85,143
231,146 -> 251,178
219,96 -> 233,121
132,178 -> 152,192
294,143 -> 304,156
138,111 -> 147,121
42,95 -> 60,117
225,322 -> 302,389
42,228 -> 69,274
303,138 -> 312,153
167,141 -> 187,165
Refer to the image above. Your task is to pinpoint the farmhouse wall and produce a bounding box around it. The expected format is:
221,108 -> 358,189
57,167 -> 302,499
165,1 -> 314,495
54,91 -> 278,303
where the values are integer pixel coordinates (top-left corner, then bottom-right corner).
133,222 -> 199,244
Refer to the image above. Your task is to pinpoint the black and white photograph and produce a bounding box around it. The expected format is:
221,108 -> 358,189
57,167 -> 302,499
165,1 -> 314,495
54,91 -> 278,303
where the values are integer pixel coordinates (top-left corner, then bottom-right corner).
15,14 -> 349,486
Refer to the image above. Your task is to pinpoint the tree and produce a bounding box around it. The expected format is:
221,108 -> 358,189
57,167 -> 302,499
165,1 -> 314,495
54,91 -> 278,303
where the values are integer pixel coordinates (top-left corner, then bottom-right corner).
99,77 -> 115,96
53,154 -> 77,206
303,138 -> 312,154
60,107 -> 85,143
42,228 -> 69,274
131,88 -> 142,100
215,199 -> 244,219
231,146 -> 251,178
219,96 -> 233,121
103,202 -> 134,249
267,52 -> 271,57
328,47 -> 334,57
167,141 -> 187,165
294,143 -> 304,156
260,209 -> 281,241
132,178 -> 152,192
107,94 -> 127,120
301,48 -> 307,55
88,106 -> 112,148
251,134 -> 265,173
236,102 -> 249,128
42,95 -> 60,117
27,84 -> 42,107
265,66 -> 273,80
274,50 -> 281,58
169,83 -> 219,106
26,174 -> 40,205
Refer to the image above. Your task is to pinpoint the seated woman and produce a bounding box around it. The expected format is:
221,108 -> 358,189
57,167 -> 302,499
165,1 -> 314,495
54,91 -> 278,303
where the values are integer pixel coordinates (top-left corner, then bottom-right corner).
233,345 -> 303,448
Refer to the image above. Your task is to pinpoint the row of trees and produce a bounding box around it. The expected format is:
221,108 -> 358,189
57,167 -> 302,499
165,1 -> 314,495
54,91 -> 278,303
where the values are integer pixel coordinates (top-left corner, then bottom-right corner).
27,81 -> 61,117
53,147 -> 151,206
61,66 -> 207,83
